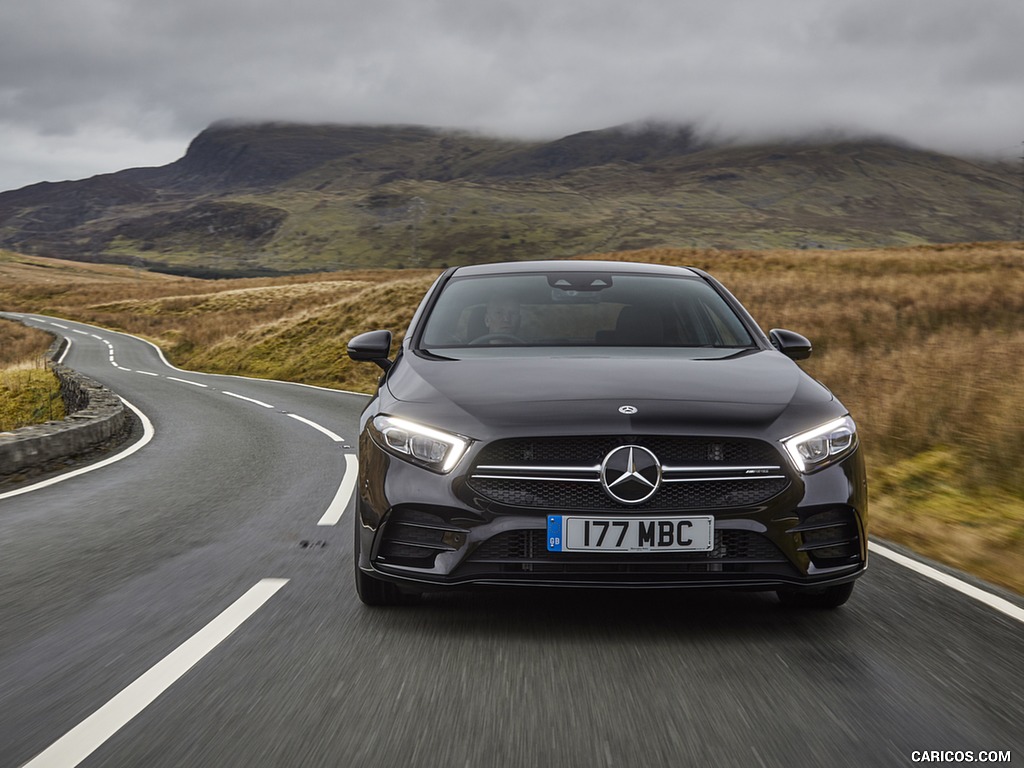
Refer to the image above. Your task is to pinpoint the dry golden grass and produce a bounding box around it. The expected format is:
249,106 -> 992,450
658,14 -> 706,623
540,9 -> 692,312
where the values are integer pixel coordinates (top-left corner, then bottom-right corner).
1,243 -> 1022,591
0,249 -> 185,286
0,318 -> 58,367
0,318 -> 65,431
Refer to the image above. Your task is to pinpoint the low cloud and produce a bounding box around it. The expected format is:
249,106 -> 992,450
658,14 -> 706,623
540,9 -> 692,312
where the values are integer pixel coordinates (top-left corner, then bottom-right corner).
2,0 -> 1022,191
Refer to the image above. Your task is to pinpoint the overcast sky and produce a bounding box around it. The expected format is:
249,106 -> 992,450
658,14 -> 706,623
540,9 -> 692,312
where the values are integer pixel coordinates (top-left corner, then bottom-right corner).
2,0 -> 1022,193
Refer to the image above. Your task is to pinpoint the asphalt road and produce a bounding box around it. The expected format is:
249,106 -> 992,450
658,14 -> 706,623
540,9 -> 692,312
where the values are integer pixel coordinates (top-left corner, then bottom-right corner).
1,313 -> 1021,768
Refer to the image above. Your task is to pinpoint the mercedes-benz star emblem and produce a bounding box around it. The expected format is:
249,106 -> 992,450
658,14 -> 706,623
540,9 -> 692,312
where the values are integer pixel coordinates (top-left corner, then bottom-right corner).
600,445 -> 662,505
618,405 -> 638,415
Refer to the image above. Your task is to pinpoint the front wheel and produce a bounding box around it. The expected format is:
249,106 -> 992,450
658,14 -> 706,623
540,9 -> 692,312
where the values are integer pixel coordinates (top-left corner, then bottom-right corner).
776,582 -> 855,610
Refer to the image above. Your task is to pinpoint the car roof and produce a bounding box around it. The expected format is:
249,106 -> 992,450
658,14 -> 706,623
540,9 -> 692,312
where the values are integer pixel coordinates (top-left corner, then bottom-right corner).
450,260 -> 702,278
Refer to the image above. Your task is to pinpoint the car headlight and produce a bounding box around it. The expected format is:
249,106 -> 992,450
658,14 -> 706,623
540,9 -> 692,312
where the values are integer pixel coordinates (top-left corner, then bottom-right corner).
782,415 -> 858,473
371,415 -> 470,473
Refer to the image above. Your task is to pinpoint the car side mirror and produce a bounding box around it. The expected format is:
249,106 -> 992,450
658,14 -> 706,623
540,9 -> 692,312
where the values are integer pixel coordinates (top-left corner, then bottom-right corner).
769,329 -> 812,360
348,330 -> 393,371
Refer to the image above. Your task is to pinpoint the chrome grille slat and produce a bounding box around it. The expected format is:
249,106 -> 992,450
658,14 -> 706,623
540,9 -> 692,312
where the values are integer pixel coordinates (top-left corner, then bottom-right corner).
662,474 -> 787,483
471,474 -> 601,483
474,464 -> 602,473
661,465 -> 784,474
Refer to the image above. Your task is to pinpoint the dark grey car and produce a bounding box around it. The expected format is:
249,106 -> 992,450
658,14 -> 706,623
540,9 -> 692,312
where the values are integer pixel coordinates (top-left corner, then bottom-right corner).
348,261 -> 867,608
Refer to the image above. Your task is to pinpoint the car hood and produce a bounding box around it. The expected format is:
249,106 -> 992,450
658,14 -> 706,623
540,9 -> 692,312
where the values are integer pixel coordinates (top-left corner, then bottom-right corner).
384,349 -> 837,438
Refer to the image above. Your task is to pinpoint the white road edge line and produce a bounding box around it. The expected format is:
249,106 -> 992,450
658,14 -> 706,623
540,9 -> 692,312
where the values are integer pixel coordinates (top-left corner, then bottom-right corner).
318,454 -> 359,526
21,578 -> 289,768
286,413 -> 344,442
56,338 -> 71,365
869,542 -> 1024,624
166,376 -> 209,389
0,399 -> 155,501
222,391 -> 275,409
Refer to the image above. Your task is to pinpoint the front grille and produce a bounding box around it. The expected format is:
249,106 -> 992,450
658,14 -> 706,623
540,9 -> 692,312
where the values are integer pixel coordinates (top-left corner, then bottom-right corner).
455,528 -> 794,580
467,436 -> 791,510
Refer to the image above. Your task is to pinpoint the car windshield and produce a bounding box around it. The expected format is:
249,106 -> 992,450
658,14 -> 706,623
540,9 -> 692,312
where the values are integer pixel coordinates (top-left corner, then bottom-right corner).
419,271 -> 756,349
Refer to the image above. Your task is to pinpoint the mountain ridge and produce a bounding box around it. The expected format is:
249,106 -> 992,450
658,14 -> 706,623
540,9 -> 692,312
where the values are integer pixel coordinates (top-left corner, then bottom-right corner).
1,121 -> 1018,276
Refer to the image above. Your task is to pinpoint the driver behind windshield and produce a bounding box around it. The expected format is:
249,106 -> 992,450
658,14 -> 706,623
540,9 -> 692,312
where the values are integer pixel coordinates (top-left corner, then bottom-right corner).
483,294 -> 521,337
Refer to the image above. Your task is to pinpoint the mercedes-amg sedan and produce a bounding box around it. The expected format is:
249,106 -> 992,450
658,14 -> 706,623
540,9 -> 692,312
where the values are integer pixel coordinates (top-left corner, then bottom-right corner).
348,260 -> 867,608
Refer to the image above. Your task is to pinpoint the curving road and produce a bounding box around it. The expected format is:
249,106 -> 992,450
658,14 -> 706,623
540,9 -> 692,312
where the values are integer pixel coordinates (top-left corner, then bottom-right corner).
1,312 -> 1021,768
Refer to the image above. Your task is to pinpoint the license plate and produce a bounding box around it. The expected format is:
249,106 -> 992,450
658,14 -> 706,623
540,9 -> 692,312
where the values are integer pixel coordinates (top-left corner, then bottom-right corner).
546,515 -> 714,553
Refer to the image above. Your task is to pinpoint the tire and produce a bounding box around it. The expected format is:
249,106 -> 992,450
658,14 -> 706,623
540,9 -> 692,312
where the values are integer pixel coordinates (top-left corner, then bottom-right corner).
776,581 -> 855,610
353,515 -> 413,607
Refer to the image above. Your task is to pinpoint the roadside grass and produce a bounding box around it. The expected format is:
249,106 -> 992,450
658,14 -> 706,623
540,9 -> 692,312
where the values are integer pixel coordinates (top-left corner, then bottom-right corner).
1,243 -> 1021,592
0,319 -> 65,432
870,449 -> 1024,593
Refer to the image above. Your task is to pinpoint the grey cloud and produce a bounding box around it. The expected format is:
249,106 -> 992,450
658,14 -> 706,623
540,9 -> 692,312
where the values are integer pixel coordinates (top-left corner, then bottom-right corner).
1,0 -> 1022,191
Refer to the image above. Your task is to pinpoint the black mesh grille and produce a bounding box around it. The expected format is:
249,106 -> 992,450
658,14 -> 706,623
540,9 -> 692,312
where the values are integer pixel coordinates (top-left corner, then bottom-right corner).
468,529 -> 787,564
468,436 -> 790,510
476,436 -> 781,467
454,528 -> 795,580
467,477 -> 789,510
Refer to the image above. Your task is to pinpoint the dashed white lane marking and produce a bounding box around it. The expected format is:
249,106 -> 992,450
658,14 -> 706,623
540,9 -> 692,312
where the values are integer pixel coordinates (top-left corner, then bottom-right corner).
116,366 -> 132,372
71,329 -> 88,336
135,371 -> 159,377
50,322 -> 68,330
0,399 -> 155,501
317,454 -> 359,526
869,542 -> 1024,624
286,413 -> 344,442
222,391 -> 275,409
167,376 -> 209,389
21,579 -> 289,768
90,334 -> 102,340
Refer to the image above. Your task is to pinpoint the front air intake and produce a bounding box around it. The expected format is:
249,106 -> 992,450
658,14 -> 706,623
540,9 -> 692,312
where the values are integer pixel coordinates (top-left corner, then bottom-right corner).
790,508 -> 861,567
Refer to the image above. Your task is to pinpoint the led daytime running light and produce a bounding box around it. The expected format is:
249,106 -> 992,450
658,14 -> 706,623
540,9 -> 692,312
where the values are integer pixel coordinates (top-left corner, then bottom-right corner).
373,415 -> 470,473
782,415 -> 857,473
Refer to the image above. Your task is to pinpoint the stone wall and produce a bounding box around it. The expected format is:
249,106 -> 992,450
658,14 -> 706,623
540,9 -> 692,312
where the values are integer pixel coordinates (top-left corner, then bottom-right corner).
0,334 -> 129,477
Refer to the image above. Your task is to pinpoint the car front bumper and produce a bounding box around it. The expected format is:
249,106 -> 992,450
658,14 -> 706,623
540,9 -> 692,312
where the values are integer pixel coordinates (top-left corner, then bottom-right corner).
355,433 -> 868,592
